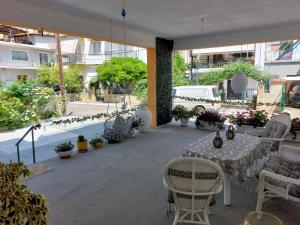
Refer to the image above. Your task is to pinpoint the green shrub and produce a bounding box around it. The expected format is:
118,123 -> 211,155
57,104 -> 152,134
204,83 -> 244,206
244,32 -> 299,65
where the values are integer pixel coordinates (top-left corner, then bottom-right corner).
199,60 -> 265,85
37,65 -> 59,85
37,65 -> 83,93
64,66 -> 83,93
0,80 -> 60,129
132,79 -> 148,101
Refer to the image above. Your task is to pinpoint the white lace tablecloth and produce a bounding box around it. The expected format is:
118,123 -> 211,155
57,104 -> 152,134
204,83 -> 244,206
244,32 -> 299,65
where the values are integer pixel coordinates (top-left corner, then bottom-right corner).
182,132 -> 261,179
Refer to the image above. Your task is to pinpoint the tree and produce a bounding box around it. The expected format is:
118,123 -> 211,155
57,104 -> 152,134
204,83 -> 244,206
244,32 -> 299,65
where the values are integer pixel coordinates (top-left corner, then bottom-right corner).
173,52 -> 190,86
96,57 -> 147,91
132,78 -> 148,101
37,65 -> 83,93
64,66 -> 82,93
198,60 -> 265,85
37,65 -> 59,85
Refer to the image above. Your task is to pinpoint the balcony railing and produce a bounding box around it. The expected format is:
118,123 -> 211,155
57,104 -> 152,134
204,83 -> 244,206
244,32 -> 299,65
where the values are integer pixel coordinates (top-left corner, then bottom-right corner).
63,53 -> 105,64
193,58 -> 253,69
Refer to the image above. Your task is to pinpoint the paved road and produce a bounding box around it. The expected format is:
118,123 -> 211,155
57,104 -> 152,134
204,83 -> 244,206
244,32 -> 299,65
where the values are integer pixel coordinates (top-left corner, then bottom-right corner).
66,102 -> 121,116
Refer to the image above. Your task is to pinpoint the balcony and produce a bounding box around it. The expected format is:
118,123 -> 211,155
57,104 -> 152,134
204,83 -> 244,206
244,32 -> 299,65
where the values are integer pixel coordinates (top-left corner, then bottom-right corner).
63,53 -> 106,65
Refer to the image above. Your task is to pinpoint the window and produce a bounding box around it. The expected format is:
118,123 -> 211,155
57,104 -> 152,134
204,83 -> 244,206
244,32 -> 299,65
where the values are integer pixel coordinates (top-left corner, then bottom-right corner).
178,88 -> 194,97
264,79 -> 270,93
11,50 -> 28,61
90,41 -> 102,55
212,88 -> 220,97
194,88 -> 209,98
39,53 -> 49,65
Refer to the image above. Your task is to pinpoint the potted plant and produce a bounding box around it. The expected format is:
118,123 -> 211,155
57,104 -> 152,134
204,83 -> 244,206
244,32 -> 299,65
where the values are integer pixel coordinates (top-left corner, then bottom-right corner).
77,135 -> 88,153
89,136 -> 104,149
227,110 -> 269,132
0,162 -> 49,224
55,141 -> 74,159
130,118 -> 143,137
171,105 -> 196,126
290,117 -> 300,139
195,111 -> 226,130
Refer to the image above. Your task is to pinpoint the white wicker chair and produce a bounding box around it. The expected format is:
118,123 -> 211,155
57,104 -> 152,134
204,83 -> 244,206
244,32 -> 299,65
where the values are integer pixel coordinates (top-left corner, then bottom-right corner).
164,157 -> 224,225
256,145 -> 300,212
245,113 -> 291,152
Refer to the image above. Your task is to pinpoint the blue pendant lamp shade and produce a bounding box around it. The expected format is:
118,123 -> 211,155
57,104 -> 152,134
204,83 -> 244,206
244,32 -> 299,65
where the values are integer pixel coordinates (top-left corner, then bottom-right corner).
121,9 -> 126,17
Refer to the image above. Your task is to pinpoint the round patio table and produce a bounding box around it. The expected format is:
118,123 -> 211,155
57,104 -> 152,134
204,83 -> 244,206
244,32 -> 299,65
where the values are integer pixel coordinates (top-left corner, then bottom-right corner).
182,131 -> 262,205
242,211 -> 284,225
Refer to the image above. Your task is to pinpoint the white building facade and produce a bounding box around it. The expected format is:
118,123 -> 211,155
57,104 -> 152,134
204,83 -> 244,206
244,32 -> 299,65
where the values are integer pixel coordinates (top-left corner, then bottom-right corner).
0,41 -> 55,81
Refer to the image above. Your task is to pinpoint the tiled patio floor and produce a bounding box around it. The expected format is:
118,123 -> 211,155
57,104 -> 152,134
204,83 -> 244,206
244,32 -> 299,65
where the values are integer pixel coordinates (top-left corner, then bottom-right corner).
26,124 -> 299,225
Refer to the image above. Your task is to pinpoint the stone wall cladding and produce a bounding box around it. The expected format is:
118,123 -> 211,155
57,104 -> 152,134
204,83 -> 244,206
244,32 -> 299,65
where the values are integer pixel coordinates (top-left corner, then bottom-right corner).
156,37 -> 174,126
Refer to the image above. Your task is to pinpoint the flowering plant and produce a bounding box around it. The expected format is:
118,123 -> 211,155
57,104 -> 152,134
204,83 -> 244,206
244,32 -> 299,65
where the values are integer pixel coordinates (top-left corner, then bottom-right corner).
227,110 -> 269,127
291,118 -> 300,132
195,111 -> 226,128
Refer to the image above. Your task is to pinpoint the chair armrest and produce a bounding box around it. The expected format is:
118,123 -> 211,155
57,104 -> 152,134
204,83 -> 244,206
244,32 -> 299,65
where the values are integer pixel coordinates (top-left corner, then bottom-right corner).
259,137 -> 284,142
245,129 -> 267,136
279,145 -> 300,162
260,170 -> 300,186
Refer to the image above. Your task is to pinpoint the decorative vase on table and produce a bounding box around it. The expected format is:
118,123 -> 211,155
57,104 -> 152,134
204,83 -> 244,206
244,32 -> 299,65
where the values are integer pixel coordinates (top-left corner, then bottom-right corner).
213,131 -> 223,148
134,105 -> 152,132
226,125 -> 236,140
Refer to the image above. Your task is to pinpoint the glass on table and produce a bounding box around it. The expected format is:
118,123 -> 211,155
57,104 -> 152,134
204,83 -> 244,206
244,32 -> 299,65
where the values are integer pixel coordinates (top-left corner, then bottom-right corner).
242,211 -> 284,225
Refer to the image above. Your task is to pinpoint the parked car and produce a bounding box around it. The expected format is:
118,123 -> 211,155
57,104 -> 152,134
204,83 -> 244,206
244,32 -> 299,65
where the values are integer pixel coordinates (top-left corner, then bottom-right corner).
173,85 -> 221,112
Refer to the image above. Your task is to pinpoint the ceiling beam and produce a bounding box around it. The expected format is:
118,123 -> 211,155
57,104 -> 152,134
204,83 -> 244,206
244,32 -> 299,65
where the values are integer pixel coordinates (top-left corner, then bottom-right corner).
0,0 -> 155,48
174,22 -> 300,50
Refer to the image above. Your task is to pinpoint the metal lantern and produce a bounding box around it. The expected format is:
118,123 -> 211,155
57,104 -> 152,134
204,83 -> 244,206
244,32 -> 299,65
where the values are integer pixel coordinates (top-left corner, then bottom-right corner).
226,125 -> 235,140
231,72 -> 248,94
213,131 -> 223,148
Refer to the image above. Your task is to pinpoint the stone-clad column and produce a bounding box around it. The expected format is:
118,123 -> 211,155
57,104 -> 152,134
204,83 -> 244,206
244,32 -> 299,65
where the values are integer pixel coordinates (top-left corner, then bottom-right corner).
155,37 -> 174,126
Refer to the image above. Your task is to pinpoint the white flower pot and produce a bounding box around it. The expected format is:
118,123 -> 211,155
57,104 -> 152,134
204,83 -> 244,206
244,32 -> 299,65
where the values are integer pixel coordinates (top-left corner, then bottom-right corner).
197,121 -> 224,131
56,150 -> 72,159
134,106 -> 152,132
236,125 -> 257,134
181,118 -> 189,126
129,128 -> 136,138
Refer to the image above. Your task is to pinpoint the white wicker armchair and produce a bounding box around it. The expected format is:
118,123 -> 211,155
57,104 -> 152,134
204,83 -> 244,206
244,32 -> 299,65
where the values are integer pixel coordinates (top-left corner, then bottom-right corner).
164,157 -> 224,225
256,145 -> 300,212
245,113 -> 291,152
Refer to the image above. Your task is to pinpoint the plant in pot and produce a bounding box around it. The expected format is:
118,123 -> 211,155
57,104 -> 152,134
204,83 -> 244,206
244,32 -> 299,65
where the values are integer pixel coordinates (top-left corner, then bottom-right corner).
55,141 -> 74,159
89,136 -> 104,149
77,135 -> 88,153
171,105 -> 196,126
227,110 -> 268,128
195,111 -> 226,130
130,118 -> 143,137
290,117 -> 300,139
0,162 -> 49,224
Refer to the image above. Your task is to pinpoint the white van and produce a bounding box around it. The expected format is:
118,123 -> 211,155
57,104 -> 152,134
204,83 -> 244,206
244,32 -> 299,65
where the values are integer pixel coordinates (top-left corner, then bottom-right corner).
173,85 -> 221,112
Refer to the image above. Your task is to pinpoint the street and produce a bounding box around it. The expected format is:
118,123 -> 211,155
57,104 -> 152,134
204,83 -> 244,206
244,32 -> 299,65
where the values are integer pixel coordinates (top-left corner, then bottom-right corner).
66,102 -> 121,116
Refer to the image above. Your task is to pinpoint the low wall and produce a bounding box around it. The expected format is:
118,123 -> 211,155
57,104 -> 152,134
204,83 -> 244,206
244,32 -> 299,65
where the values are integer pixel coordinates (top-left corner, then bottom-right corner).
103,90 -> 143,105
66,92 -> 96,102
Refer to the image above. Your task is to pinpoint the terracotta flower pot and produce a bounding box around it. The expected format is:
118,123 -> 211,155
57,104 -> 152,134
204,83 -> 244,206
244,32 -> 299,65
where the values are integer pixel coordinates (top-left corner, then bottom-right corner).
77,140 -> 88,153
93,142 -> 102,149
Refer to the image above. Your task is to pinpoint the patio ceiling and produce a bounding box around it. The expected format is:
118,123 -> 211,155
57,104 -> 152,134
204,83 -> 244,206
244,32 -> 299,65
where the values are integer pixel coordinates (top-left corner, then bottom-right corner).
1,0 -> 300,49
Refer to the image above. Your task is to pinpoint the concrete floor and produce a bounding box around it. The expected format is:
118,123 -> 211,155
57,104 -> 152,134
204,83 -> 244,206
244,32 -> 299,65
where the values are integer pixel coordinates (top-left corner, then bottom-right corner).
25,124 -> 299,225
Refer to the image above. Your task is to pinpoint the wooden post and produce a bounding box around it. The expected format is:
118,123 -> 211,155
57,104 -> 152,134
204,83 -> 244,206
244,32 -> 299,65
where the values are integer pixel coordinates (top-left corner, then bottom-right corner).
56,33 -> 66,116
147,48 -> 156,128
